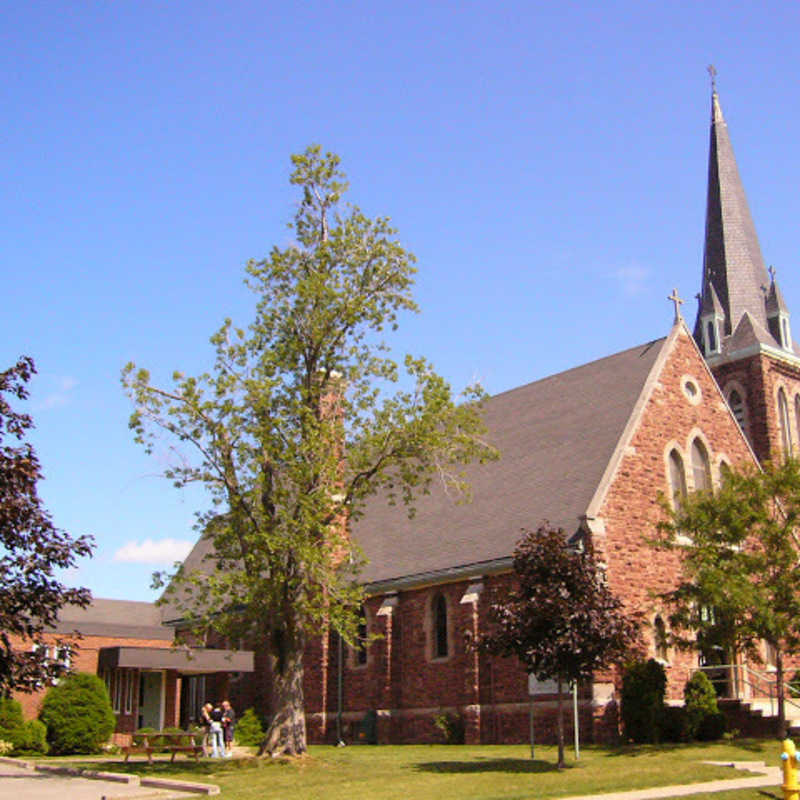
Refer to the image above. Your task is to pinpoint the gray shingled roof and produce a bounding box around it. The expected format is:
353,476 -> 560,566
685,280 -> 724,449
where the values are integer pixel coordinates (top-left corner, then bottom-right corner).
694,91 -> 772,343
160,338 -> 665,607
355,338 -> 665,585
54,598 -> 173,640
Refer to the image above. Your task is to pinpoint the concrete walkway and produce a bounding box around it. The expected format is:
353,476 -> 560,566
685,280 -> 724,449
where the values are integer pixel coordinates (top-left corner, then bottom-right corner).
0,757 -> 217,800
563,761 -> 782,800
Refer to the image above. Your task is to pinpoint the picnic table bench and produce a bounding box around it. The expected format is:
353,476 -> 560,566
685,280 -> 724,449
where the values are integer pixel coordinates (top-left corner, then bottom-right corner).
122,731 -> 204,764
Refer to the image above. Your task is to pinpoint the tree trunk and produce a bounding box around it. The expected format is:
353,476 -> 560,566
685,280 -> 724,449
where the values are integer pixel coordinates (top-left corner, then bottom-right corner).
556,675 -> 565,769
776,648 -> 786,740
259,640 -> 307,757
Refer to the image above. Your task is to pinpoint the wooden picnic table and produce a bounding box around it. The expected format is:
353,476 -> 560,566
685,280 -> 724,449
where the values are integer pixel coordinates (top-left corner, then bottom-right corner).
122,731 -> 203,764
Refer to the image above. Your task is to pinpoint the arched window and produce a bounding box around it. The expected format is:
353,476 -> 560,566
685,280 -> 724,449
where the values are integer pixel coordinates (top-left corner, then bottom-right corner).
706,321 -> 717,353
794,396 -> 800,452
668,449 -> 687,510
727,390 -> 746,429
654,616 -> 668,662
691,439 -> 711,492
433,594 -> 448,658
354,608 -> 368,666
779,389 -> 792,456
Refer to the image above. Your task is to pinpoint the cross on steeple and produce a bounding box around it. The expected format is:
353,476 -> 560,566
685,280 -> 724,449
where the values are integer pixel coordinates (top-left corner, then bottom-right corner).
668,288 -> 684,322
708,64 -> 717,93
769,265 -> 777,282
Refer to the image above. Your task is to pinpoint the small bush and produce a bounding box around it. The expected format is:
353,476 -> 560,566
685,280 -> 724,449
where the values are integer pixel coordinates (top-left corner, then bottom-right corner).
433,711 -> 465,744
621,659 -> 667,743
234,708 -> 264,747
697,710 -> 727,741
0,739 -> 13,756
684,671 -> 719,739
658,705 -> 688,742
40,672 -> 116,754
17,720 -> 48,755
0,697 -> 25,749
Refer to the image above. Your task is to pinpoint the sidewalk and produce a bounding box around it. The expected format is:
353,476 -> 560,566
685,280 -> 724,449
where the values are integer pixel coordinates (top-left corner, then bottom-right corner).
0,757 -> 218,800
562,760 -> 781,800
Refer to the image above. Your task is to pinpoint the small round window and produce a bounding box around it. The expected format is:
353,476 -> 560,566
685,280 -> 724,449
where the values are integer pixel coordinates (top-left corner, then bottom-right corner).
681,376 -> 702,405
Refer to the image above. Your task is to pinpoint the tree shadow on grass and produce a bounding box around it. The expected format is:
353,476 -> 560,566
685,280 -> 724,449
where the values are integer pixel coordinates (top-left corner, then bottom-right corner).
603,739 -> 768,757
414,758 -> 565,774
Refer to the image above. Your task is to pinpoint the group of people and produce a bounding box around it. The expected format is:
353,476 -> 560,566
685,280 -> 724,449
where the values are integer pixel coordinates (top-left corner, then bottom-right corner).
200,699 -> 236,758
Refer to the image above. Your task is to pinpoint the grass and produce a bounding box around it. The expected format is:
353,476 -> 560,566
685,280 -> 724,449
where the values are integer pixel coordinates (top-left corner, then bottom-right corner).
52,739 -> 785,800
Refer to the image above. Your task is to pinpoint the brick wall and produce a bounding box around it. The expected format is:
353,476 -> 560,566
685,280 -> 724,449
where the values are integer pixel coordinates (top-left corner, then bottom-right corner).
8,632 -> 173,723
596,327 -> 757,701
712,352 -> 800,464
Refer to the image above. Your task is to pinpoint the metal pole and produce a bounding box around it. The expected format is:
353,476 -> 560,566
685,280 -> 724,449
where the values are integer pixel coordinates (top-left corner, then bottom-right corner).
573,681 -> 580,760
529,693 -> 535,759
337,632 -> 344,745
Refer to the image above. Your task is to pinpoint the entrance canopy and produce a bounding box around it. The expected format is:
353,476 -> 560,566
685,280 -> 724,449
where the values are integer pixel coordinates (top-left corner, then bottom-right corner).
98,646 -> 254,674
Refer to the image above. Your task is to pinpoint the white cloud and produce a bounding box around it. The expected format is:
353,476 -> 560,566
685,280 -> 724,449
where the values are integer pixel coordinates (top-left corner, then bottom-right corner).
113,538 -> 194,564
613,264 -> 649,296
36,376 -> 79,411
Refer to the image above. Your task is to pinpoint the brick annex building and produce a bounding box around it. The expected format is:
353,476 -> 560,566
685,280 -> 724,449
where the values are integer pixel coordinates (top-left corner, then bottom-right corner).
10,86 -> 800,743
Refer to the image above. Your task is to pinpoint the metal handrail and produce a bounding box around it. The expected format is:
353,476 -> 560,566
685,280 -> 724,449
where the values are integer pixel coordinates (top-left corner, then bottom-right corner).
693,663 -> 800,718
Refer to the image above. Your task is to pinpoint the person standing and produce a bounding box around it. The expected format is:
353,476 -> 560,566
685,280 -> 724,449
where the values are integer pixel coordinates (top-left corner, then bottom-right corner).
209,702 -> 225,758
222,700 -> 236,757
200,702 -> 213,757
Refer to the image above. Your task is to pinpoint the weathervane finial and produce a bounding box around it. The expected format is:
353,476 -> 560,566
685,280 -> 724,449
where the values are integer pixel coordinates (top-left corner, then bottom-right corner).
769,265 -> 777,283
708,64 -> 717,94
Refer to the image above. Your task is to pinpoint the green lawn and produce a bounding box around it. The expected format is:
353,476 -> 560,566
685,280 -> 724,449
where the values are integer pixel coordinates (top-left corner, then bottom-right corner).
60,740 -> 784,800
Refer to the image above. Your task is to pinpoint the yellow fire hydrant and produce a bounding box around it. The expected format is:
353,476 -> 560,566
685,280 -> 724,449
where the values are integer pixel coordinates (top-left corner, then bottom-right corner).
782,738 -> 800,800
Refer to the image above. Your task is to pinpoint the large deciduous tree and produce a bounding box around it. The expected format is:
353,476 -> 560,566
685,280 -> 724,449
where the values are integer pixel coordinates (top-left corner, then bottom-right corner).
123,146 -> 495,756
654,458 -> 800,737
481,524 -> 638,768
0,357 -> 93,695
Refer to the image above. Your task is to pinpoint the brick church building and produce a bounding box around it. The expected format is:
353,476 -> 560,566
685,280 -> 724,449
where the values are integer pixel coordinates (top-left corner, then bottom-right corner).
10,85 -> 800,743
284,84 -> 800,744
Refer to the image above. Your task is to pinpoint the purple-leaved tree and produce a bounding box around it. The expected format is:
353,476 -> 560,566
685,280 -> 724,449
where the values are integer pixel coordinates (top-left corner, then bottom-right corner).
0,357 -> 94,694
482,524 -> 639,767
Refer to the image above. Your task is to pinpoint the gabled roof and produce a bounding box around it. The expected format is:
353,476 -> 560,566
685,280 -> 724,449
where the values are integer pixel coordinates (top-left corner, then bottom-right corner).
355,338 -> 666,585
694,90 -> 771,342
766,278 -> 790,316
53,598 -> 173,640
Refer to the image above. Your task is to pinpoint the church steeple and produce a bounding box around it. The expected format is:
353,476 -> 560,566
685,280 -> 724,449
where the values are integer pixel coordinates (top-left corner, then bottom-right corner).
694,76 -> 771,352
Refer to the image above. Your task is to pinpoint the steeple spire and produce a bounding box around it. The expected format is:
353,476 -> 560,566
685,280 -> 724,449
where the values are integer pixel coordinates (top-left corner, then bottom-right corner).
694,76 -> 771,347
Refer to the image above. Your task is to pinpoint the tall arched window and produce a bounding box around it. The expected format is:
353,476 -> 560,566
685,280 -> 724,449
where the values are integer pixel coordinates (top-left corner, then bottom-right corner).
794,396 -> 800,453
691,439 -> 711,492
654,616 -> 669,662
668,449 -> 687,510
706,321 -> 717,353
779,388 -> 792,456
433,594 -> 448,658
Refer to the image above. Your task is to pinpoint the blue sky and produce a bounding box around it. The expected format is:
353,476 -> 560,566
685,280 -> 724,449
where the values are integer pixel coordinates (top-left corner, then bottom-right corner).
2,1 -> 799,601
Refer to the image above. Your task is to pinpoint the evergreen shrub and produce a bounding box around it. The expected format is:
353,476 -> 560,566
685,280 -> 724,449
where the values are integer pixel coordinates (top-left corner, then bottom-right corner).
621,659 -> 667,743
0,697 -> 25,750
684,671 -> 720,739
433,711 -> 466,744
658,705 -> 688,742
18,720 -> 48,754
40,672 -> 116,754
234,708 -> 264,746
697,711 -> 727,740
